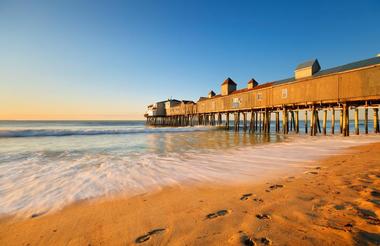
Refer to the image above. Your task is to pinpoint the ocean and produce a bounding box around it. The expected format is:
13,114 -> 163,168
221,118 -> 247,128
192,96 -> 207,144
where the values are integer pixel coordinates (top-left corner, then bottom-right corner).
0,120 -> 379,217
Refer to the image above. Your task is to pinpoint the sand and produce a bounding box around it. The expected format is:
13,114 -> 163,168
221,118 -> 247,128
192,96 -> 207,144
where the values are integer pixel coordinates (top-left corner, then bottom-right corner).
0,143 -> 380,246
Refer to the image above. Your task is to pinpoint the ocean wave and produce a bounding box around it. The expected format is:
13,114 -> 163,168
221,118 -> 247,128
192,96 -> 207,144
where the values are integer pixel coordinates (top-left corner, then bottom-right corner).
0,127 -> 212,138
1,135 -> 379,217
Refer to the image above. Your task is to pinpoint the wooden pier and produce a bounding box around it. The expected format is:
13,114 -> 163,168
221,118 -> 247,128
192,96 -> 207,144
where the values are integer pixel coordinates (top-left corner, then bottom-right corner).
145,56 -> 380,136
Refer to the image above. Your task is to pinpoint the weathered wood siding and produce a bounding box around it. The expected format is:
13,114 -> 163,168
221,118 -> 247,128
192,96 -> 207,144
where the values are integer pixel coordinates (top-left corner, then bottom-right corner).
194,65 -> 380,113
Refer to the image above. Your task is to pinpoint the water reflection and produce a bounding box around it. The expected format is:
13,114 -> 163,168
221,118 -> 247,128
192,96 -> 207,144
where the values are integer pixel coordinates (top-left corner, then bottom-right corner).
145,128 -> 286,155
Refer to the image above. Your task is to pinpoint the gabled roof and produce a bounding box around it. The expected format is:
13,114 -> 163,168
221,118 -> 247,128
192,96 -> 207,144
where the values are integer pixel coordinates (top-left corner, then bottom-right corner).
295,59 -> 320,70
275,56 -> 380,85
247,78 -> 258,84
221,77 -> 237,86
182,100 -> 195,104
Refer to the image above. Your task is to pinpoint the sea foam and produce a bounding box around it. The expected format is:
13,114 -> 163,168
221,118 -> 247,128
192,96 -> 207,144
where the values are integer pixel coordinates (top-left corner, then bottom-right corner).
0,133 -> 379,217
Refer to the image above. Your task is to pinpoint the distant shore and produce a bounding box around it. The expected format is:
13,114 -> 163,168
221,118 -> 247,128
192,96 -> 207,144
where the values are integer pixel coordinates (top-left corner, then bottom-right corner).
1,143 -> 380,245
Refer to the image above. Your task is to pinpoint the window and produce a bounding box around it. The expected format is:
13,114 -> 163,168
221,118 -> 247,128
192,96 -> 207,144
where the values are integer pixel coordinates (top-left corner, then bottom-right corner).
281,88 -> 288,99
232,97 -> 240,108
257,93 -> 263,101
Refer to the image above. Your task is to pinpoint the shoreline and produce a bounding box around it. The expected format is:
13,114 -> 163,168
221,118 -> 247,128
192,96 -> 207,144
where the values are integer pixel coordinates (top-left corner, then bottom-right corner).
1,142 -> 380,245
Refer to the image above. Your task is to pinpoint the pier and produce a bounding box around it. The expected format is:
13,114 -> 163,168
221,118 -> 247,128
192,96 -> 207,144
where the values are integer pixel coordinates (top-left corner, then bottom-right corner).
145,56 -> 380,136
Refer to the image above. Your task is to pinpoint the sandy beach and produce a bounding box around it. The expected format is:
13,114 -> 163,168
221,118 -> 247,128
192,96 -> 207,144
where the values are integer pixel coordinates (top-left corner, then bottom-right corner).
0,142 -> 379,245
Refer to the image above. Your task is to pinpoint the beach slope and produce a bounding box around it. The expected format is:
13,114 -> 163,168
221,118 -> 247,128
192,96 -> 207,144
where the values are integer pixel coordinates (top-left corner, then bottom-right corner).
1,143 -> 380,245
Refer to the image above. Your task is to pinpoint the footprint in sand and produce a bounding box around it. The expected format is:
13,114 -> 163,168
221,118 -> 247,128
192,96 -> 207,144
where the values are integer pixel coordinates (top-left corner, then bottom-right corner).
240,234 -> 256,246
369,199 -> 380,206
266,184 -> 284,192
256,213 -> 271,220
259,237 -> 272,245
240,233 -> 272,246
371,190 -> 380,198
135,228 -> 166,244
305,171 -> 318,175
356,208 -> 380,225
206,209 -> 231,219
240,193 -> 253,201
253,197 -> 264,203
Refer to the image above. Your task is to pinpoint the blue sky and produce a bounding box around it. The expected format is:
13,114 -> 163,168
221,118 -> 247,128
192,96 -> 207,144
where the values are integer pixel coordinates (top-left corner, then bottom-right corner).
0,0 -> 379,119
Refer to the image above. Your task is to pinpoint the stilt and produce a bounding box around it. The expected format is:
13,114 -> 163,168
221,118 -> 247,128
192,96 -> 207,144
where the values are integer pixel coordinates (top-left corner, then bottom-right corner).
226,112 -> 230,130
331,108 -> 335,134
295,110 -> 299,133
249,110 -> 254,133
340,109 -> 343,134
290,110 -> 296,131
282,108 -> 288,134
259,112 -> 262,133
323,109 -> 327,135
374,108 -> 379,133
275,111 -> 280,132
310,106 -> 315,136
243,112 -> 247,131
268,111 -> 271,133
217,113 -> 222,126
342,104 -> 349,136
305,110 -> 308,134
233,112 -> 237,131
316,110 -> 321,133
364,108 -> 368,134
255,112 -> 258,131
354,108 -> 359,135
286,111 -> 289,133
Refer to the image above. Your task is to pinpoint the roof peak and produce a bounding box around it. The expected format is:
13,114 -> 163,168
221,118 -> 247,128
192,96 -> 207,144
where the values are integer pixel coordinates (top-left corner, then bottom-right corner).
295,59 -> 320,70
221,77 -> 237,85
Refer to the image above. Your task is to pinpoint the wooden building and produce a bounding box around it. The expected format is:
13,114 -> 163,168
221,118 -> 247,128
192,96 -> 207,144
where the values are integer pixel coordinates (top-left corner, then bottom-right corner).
146,56 -> 380,135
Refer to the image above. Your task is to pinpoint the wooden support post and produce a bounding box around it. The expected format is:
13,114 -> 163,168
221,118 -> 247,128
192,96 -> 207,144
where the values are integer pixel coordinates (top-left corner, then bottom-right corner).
305,110 -> 308,134
331,108 -> 335,134
290,111 -> 294,131
255,112 -> 258,131
233,113 -> 236,131
237,112 -> 240,131
316,110 -> 321,133
259,112 -> 262,133
364,108 -> 368,134
342,104 -> 349,136
249,110 -> 254,133
282,108 -> 287,134
340,109 -> 343,134
268,111 -> 271,133
323,110 -> 327,135
374,108 -> 379,133
295,111 -> 299,133
226,113 -> 230,130
310,107 -> 314,136
275,111 -> 280,133
354,108 -> 359,135
286,111 -> 289,133
243,112 -> 247,131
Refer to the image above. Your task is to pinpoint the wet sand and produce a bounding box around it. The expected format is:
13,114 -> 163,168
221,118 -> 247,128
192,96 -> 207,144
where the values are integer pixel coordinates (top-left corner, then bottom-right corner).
0,143 -> 380,245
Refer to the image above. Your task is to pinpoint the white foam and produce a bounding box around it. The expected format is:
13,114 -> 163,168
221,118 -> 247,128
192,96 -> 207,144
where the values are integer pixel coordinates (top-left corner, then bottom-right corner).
0,134 -> 379,217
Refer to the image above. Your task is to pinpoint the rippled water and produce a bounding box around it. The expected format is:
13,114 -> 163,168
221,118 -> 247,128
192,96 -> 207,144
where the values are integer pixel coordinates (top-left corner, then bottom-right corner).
0,120 -> 379,217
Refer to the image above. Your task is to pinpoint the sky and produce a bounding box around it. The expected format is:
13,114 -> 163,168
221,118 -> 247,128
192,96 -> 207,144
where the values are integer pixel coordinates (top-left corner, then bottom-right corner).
0,0 -> 379,120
